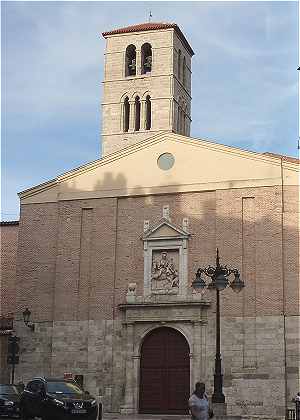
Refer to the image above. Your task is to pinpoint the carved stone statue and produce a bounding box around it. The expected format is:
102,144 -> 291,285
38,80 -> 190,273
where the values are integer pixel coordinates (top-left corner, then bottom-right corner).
151,251 -> 179,292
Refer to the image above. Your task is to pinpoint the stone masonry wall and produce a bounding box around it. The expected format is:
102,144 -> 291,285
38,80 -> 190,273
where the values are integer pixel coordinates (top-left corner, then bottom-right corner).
102,27 -> 192,156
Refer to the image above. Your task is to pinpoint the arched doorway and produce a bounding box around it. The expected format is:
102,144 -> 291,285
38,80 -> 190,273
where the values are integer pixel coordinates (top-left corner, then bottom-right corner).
139,327 -> 190,414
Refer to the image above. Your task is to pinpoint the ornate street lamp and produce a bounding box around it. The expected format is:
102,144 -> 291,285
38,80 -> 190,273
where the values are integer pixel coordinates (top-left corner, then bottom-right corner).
22,308 -> 35,332
192,249 -> 245,404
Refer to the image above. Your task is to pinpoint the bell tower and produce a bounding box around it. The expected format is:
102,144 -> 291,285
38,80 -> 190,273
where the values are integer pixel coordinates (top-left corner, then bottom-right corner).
101,22 -> 194,156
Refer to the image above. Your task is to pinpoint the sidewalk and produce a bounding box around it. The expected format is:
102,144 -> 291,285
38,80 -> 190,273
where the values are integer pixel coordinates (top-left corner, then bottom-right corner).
102,415 -> 190,420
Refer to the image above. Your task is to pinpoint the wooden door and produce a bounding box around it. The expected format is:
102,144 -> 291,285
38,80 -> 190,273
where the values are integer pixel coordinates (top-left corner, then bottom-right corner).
139,327 -> 190,414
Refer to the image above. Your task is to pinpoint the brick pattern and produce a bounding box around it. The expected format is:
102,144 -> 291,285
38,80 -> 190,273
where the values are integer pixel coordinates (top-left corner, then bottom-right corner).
15,203 -> 58,321
0,223 -> 19,316
13,186 -> 299,322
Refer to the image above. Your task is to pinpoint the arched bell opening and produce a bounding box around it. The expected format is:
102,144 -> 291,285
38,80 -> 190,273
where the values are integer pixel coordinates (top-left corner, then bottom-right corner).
141,43 -> 152,74
125,44 -> 136,77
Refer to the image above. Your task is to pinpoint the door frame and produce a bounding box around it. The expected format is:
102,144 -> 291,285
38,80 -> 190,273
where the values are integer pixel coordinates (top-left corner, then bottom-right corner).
119,301 -> 210,415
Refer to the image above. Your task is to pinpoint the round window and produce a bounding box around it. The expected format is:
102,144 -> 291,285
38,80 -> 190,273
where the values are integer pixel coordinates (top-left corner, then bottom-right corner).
157,153 -> 175,170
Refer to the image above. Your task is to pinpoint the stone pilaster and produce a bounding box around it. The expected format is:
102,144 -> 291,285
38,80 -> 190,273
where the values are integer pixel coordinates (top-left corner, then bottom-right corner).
120,322 -> 135,413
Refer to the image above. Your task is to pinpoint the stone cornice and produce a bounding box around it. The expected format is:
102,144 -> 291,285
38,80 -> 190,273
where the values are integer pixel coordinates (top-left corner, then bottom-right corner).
118,300 -> 210,310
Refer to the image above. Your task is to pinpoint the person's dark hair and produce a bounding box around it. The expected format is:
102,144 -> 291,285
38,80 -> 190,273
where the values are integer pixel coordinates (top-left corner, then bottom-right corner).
194,382 -> 205,396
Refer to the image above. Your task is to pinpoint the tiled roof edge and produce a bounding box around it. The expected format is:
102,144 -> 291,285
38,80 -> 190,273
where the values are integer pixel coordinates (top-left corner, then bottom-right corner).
263,152 -> 299,164
102,22 -> 194,56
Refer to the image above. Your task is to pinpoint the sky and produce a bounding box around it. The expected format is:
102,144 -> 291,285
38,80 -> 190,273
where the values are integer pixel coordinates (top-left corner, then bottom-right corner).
1,1 -> 299,220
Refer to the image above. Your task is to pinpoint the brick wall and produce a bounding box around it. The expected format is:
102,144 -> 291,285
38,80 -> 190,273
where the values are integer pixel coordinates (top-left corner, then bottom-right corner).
0,222 -> 19,316
14,185 -> 299,323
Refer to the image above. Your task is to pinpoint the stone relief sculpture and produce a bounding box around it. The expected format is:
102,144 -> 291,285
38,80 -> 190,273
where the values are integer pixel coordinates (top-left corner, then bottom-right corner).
151,250 -> 179,293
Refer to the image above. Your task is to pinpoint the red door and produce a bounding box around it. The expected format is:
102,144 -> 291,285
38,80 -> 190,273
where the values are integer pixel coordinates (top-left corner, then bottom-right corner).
139,327 -> 190,414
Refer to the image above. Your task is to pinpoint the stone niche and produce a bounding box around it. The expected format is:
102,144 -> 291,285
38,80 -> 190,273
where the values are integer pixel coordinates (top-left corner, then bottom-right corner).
142,217 -> 190,300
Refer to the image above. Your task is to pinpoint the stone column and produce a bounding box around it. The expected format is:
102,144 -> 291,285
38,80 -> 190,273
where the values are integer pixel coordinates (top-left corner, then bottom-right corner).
120,322 -> 135,414
129,100 -> 135,131
141,100 -> 146,130
136,51 -> 141,76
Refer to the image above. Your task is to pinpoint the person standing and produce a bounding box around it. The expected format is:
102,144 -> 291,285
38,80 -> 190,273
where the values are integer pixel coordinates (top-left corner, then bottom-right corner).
188,382 -> 210,420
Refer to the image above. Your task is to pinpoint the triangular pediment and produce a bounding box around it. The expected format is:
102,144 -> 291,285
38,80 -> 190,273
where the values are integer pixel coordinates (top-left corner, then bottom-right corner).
19,132 -> 299,204
143,219 -> 190,241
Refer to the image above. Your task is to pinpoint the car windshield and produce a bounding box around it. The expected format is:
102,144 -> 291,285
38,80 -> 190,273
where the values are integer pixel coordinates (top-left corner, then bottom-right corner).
46,382 -> 83,395
0,385 -> 19,395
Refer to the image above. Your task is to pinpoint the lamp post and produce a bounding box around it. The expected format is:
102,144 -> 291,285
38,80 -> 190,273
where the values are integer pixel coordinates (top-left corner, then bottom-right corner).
22,308 -> 35,332
192,249 -> 245,404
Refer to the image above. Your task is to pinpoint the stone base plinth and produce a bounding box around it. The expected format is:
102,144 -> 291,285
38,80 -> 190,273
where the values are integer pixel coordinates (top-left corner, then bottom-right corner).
120,406 -> 135,414
213,402 -> 227,416
215,417 -> 241,420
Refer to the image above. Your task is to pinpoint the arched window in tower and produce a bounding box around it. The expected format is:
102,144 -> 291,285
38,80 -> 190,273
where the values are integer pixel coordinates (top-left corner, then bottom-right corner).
145,95 -> 151,130
183,56 -> 186,86
181,106 -> 185,135
178,49 -> 181,79
125,45 -> 136,77
135,96 -> 141,131
141,43 -> 152,74
123,97 -> 130,132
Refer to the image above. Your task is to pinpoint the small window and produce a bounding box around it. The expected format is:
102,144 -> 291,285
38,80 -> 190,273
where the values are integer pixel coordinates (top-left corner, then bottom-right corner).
178,49 -> 181,79
145,95 -> 151,130
135,96 -> 141,131
141,43 -> 152,74
123,97 -> 130,132
183,56 -> 186,86
125,45 -> 136,77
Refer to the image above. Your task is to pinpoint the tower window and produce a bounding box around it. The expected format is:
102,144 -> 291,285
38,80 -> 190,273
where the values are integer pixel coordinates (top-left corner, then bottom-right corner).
183,56 -> 186,86
123,97 -> 130,132
141,43 -> 152,74
125,45 -> 136,77
145,95 -> 151,130
178,49 -> 181,79
135,96 -> 141,131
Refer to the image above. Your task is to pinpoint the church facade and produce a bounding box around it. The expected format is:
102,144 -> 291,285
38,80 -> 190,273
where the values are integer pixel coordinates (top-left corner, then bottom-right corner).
2,23 -> 299,419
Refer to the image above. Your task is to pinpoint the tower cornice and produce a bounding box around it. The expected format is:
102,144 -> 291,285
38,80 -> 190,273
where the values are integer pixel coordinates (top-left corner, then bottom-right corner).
102,22 -> 194,56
